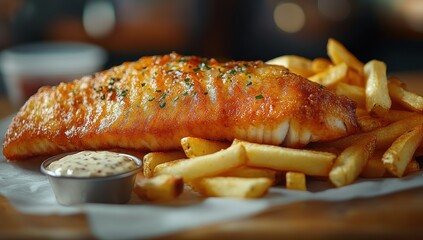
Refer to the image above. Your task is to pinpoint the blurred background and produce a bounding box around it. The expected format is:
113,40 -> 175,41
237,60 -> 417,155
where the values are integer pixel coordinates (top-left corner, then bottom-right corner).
0,0 -> 423,110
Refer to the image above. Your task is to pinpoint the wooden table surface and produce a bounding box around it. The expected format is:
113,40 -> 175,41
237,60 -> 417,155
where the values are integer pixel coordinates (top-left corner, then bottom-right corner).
0,72 -> 422,239
1,187 -> 423,239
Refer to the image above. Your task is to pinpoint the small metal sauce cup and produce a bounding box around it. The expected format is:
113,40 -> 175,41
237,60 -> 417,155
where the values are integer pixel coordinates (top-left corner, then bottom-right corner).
40,152 -> 142,205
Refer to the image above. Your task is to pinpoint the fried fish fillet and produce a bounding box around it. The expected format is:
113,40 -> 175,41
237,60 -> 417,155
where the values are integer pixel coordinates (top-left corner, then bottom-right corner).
3,53 -> 359,160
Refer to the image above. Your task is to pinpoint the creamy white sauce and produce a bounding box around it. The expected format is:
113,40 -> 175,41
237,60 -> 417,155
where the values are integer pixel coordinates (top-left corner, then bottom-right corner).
47,151 -> 138,177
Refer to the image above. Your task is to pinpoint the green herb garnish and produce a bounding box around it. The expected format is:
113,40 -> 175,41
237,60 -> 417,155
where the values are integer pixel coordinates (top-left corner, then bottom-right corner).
159,93 -> 167,101
118,89 -> 129,97
255,94 -> 264,100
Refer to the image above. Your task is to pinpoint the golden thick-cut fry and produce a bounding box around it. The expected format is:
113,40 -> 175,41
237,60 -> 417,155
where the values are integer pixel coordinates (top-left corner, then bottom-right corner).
335,82 -> 365,108
388,78 -> 423,113
376,109 -> 419,123
238,140 -> 336,177
405,158 -> 420,174
191,177 -> 272,198
221,166 -> 280,185
312,111 -> 423,150
329,135 -> 376,187
360,151 -> 386,178
311,58 -> 332,73
327,38 -> 364,74
266,55 -> 314,77
382,125 -> 423,177
181,137 -> 230,158
154,143 -> 246,181
361,153 -> 420,178
308,62 -> 348,88
134,175 -> 183,202
346,68 -> 365,86
357,115 -> 389,132
364,60 -> 392,115
286,172 -> 307,191
143,151 -> 186,178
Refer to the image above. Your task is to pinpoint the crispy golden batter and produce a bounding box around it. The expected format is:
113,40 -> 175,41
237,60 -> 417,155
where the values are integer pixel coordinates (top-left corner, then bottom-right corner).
3,53 -> 359,160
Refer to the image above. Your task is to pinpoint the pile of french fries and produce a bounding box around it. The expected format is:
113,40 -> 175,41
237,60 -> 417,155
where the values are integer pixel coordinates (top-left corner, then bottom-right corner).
134,38 -> 423,202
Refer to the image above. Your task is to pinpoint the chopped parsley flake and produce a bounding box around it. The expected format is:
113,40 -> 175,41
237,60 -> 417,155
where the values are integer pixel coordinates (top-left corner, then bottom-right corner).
255,94 -> 264,100
118,89 -> 129,97
159,102 -> 166,108
94,86 -> 103,92
159,93 -> 167,101
246,81 -> 252,86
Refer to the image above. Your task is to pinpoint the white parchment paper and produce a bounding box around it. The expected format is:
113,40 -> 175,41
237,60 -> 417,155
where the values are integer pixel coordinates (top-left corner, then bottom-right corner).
1,115 -> 423,239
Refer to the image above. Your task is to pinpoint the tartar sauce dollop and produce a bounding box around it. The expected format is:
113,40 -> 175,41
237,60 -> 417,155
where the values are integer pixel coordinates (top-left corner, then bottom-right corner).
47,151 -> 138,177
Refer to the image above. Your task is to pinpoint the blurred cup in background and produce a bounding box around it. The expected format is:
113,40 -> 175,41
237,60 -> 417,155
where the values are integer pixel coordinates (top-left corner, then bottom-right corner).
0,42 -> 106,108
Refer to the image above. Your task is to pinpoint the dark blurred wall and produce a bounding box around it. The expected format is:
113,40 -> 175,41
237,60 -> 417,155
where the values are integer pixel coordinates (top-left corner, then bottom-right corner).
1,0 -> 423,95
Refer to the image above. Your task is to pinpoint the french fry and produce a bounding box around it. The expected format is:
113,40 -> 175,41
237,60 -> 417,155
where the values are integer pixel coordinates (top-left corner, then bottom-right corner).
266,55 -> 314,77
190,177 -> 272,198
308,62 -> 348,87
237,140 -> 336,177
154,143 -> 246,181
335,82 -> 366,108
221,166 -> 280,185
286,172 -> 307,191
357,115 -> 389,132
134,175 -> 184,202
364,60 -> 392,115
360,153 -> 419,178
346,68 -> 365,86
181,137 -> 230,158
376,109 -> 419,123
311,58 -> 332,73
329,135 -> 377,187
327,38 -> 364,74
143,151 -> 186,178
382,125 -> 423,177
311,114 -> 423,150
360,151 -> 386,178
388,78 -> 423,113
405,158 -> 420,174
